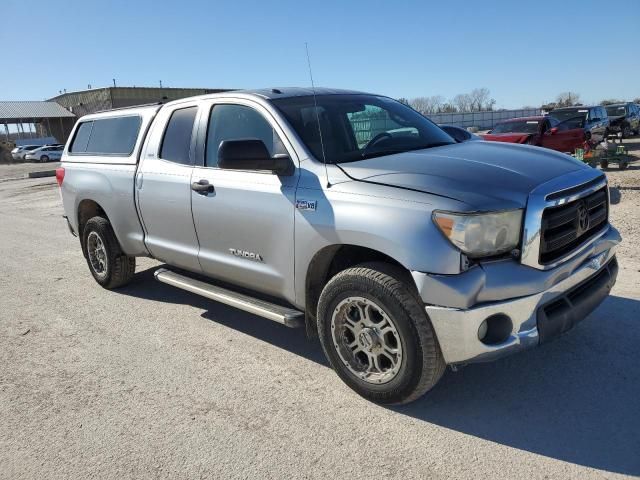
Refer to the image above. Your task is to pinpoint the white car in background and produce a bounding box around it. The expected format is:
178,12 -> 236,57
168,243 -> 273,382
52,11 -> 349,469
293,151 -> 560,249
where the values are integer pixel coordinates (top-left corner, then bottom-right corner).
11,145 -> 42,161
24,145 -> 64,162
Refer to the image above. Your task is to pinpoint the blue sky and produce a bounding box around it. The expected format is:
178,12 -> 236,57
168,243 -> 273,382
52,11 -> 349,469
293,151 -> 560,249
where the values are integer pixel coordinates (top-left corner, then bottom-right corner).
1,0 -> 639,108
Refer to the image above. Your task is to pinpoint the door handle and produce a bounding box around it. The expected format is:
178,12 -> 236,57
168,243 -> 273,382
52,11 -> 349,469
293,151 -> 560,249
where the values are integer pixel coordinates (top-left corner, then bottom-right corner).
191,179 -> 214,195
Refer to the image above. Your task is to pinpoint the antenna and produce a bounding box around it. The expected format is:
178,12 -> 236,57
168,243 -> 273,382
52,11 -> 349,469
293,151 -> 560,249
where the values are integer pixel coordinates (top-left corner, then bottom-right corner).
305,42 -> 330,188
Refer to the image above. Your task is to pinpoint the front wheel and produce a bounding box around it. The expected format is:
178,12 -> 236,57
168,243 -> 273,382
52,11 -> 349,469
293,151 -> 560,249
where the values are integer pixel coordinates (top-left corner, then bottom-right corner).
82,216 -> 135,289
622,125 -> 632,139
317,263 -> 445,405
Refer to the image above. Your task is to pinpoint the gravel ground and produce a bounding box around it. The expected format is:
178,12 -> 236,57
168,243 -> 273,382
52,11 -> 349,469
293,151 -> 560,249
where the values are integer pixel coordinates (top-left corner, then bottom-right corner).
1,146 -> 639,479
0,161 -> 60,182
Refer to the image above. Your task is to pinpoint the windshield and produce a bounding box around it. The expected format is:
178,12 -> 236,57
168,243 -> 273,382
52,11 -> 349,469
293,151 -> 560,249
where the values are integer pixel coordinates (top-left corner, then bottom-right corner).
548,109 -> 588,128
605,105 -> 627,117
272,94 -> 454,164
491,120 -> 540,134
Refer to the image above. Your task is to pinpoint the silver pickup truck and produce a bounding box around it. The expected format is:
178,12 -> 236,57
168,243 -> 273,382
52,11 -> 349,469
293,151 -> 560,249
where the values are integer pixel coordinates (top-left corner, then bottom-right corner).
57,88 -> 620,404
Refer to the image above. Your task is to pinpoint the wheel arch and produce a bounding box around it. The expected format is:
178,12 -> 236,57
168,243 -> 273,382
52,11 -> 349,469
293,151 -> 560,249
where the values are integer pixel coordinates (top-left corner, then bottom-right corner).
303,244 -> 414,338
77,199 -> 109,256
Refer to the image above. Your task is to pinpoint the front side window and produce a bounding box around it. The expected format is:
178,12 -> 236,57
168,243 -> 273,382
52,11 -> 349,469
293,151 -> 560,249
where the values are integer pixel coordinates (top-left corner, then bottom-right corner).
205,104 -> 286,168
273,94 -> 454,164
160,106 -> 197,165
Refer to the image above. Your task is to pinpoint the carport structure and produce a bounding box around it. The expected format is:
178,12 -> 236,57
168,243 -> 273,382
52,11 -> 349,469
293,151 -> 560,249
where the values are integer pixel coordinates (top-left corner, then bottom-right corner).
0,101 -> 76,144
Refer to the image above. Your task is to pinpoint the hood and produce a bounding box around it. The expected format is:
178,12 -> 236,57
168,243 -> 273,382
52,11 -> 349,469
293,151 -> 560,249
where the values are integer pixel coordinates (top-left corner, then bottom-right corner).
481,132 -> 531,143
340,141 -> 587,209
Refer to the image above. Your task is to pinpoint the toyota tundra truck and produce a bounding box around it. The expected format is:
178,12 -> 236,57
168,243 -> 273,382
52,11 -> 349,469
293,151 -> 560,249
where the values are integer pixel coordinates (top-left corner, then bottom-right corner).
57,88 -> 621,404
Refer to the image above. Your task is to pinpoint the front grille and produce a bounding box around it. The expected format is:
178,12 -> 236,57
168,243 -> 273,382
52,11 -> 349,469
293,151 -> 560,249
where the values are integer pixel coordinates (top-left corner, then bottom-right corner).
539,187 -> 608,264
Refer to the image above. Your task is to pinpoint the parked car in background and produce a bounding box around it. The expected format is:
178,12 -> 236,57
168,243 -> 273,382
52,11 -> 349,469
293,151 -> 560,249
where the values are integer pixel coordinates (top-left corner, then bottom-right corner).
605,103 -> 640,138
547,106 -> 609,143
439,125 -> 482,142
24,145 -> 64,162
481,116 -> 586,153
11,145 -> 41,161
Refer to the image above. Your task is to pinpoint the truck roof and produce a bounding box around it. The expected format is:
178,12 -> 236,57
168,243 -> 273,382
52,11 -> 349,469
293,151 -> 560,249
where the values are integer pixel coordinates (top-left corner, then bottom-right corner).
238,87 -> 370,99
85,87 -> 373,117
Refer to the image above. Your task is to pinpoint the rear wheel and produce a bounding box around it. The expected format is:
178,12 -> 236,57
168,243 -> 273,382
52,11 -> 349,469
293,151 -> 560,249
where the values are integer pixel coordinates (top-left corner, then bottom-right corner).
600,160 -> 609,169
82,216 -> 135,289
622,125 -> 632,139
40,155 -> 49,163
317,263 -> 445,405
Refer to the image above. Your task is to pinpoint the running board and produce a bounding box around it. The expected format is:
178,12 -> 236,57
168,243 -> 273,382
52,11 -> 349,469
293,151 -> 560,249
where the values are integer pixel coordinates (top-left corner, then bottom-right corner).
154,268 -> 304,328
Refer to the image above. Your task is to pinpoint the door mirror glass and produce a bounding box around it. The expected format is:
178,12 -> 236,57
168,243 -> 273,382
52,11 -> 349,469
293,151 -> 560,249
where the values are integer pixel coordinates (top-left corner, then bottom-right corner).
218,139 -> 292,175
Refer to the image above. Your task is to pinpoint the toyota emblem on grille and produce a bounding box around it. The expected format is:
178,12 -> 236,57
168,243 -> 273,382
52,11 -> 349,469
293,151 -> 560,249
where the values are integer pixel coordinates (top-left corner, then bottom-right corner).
577,201 -> 590,232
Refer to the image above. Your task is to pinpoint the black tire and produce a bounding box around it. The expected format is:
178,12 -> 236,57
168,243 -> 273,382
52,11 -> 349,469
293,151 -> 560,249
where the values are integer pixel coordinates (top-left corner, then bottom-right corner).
40,155 -> 49,163
600,160 -> 609,169
82,216 -> 135,289
317,262 -> 445,405
622,125 -> 632,139
619,161 -> 628,170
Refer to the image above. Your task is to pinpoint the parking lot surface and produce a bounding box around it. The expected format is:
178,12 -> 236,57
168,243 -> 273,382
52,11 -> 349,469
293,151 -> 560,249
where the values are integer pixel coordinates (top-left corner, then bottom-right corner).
1,155 -> 639,479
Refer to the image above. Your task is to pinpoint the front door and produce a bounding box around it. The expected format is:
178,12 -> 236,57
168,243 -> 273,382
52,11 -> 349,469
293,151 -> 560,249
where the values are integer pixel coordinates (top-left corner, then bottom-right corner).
190,100 -> 298,301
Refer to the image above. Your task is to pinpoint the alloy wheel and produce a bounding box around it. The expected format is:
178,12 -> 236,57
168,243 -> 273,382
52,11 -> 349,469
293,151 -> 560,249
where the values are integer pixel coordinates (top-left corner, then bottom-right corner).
330,296 -> 403,384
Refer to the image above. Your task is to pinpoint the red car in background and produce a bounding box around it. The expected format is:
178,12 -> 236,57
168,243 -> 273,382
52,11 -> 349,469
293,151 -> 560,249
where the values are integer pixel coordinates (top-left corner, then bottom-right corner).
482,116 -> 587,153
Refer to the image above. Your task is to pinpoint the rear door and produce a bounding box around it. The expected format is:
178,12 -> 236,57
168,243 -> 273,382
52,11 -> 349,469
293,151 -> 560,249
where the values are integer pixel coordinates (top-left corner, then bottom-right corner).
136,101 -> 202,271
189,98 -> 299,301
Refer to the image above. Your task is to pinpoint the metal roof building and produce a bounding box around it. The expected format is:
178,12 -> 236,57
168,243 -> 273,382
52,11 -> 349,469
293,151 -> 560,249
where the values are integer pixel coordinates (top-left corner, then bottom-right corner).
0,101 -> 75,121
49,86 -> 232,118
0,101 -> 76,145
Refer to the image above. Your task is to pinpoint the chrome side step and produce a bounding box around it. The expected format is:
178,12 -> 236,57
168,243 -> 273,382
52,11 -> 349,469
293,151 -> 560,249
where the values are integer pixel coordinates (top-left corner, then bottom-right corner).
154,268 -> 304,328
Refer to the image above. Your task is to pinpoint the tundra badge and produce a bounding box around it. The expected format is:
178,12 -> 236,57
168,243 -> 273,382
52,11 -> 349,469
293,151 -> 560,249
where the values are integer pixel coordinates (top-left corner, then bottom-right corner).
229,249 -> 264,262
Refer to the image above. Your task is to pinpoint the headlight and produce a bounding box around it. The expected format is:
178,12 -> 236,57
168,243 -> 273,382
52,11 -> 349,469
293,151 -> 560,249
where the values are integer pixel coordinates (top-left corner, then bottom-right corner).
433,209 -> 523,258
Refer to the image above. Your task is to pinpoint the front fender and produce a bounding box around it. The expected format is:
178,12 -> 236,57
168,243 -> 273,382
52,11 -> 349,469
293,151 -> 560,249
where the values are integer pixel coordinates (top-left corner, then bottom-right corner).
293,182 -> 465,307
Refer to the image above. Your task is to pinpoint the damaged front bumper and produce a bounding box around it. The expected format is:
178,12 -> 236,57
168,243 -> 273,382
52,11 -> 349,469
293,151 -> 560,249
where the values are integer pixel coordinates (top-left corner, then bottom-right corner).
412,225 -> 621,365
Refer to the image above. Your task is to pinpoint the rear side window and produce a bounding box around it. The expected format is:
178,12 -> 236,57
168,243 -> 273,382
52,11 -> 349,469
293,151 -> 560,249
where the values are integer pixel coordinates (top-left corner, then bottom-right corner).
159,107 -> 197,165
69,116 -> 141,155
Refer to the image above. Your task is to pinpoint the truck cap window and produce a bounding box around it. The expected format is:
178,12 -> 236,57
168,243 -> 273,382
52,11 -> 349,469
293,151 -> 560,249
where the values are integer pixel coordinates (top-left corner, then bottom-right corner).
206,104 -> 286,168
69,116 -> 141,155
272,94 -> 454,164
160,106 -> 197,165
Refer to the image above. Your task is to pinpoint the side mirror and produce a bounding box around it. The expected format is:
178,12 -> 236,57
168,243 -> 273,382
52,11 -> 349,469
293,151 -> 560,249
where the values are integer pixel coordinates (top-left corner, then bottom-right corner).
549,127 -> 559,135
218,139 -> 293,176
